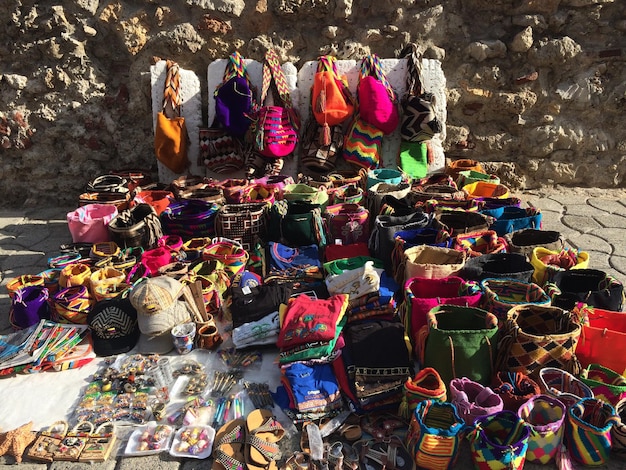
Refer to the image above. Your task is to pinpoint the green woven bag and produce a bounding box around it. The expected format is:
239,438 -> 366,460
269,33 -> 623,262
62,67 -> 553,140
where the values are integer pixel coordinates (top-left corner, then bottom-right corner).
418,305 -> 499,386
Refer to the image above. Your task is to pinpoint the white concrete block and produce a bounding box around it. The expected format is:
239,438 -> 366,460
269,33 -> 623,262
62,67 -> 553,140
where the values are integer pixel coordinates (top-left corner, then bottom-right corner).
298,58 -> 447,174
206,59 -> 299,179
152,57 -> 448,183
151,61 -> 203,183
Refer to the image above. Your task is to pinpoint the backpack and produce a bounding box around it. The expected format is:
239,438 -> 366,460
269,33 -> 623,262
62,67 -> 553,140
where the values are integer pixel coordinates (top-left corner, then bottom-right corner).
214,51 -> 256,138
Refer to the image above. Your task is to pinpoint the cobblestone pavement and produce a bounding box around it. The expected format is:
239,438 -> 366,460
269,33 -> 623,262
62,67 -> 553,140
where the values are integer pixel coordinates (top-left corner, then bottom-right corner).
1,186 -> 626,469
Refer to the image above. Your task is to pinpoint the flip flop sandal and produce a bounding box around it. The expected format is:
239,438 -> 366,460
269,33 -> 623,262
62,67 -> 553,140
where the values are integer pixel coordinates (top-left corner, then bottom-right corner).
246,409 -> 285,470
212,419 -> 246,470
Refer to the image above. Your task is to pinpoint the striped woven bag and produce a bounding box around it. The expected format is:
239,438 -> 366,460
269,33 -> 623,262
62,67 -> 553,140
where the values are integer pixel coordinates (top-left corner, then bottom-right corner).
480,278 -> 551,321
611,398 -> 626,459
406,399 -> 465,470
52,285 -> 93,324
342,115 -> 383,170
566,398 -> 619,466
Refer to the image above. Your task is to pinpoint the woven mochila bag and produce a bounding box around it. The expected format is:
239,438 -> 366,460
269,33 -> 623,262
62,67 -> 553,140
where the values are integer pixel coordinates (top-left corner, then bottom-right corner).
405,399 -> 465,470
467,410 -> 531,470
610,398 -> 626,459
418,304 -> 499,386
517,394 -> 566,465
566,398 -> 619,466
496,304 -> 582,379
480,278 -> 551,322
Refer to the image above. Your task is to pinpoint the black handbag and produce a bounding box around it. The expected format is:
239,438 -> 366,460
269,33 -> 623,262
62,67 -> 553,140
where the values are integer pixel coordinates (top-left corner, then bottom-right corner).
544,268 -> 624,311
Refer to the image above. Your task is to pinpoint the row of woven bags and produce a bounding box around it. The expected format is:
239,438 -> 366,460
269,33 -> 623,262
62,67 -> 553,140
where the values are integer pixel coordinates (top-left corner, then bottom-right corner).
6,160 -> 626,468
156,44 -> 442,179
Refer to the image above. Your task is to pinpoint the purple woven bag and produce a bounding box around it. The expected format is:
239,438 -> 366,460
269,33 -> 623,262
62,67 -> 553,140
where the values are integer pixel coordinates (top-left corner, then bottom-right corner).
10,285 -> 50,329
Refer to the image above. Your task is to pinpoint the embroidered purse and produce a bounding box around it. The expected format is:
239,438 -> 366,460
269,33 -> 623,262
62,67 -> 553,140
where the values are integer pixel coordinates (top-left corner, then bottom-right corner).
324,203 -> 370,245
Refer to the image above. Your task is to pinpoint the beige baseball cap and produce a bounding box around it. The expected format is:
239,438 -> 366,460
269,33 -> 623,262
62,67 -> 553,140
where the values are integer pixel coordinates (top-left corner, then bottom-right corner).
129,276 -> 193,354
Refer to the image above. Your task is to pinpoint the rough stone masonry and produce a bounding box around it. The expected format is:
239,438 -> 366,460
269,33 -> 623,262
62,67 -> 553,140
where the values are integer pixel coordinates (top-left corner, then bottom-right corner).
0,0 -> 625,206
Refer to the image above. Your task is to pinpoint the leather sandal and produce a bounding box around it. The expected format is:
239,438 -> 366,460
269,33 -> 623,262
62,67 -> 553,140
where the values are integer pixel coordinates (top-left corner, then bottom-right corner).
212,419 -> 246,470
360,414 -> 407,440
246,409 -> 284,470
353,437 -> 414,470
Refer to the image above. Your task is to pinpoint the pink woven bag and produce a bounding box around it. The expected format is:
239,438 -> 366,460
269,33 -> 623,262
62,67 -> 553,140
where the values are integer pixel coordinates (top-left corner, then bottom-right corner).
402,276 -> 482,355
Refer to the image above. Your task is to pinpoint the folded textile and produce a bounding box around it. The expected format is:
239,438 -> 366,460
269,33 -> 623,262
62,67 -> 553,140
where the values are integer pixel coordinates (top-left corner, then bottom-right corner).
279,317 -> 346,364
268,242 -> 321,271
325,261 -> 383,300
230,281 -> 293,327
281,362 -> 343,414
232,311 -> 280,349
324,243 -> 371,262
277,294 -> 348,348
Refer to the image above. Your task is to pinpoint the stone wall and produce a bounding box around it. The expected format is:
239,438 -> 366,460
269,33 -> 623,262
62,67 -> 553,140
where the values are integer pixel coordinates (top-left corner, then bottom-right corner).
1,0 -> 624,206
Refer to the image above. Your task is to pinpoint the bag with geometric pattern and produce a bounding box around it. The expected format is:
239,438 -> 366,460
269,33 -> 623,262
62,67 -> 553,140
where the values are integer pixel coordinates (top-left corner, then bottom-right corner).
496,304 -> 582,379
468,411 -> 531,470
214,202 -> 269,252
